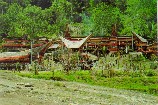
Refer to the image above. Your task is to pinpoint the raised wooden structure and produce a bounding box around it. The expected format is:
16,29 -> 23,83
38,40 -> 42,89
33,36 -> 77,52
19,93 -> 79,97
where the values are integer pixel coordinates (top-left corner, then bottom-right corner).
0,29 -> 157,70
60,30 -> 157,56
0,41 -> 53,69
2,38 -> 48,51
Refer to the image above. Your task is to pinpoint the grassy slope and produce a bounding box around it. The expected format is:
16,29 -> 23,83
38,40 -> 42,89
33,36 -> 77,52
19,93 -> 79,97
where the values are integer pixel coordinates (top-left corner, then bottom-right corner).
16,70 -> 158,95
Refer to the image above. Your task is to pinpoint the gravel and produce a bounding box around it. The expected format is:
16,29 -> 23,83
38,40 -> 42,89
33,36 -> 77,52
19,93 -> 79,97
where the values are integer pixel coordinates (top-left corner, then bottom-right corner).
0,71 -> 158,105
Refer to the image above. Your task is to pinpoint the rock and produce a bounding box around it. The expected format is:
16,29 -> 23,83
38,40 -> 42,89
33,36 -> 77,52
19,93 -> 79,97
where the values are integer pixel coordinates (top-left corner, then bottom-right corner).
17,83 -> 25,85
5,90 -> 10,93
16,86 -> 22,89
25,83 -> 33,87
68,103 -> 78,105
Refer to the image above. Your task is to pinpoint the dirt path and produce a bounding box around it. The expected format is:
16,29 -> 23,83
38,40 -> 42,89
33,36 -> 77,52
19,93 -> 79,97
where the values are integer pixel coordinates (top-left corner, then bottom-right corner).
0,71 -> 158,105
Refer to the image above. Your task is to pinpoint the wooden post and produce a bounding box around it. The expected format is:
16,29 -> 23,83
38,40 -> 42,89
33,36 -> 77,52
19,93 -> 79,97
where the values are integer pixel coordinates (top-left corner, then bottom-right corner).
132,34 -> 134,50
52,51 -> 55,77
30,41 -> 33,65
125,44 -> 128,54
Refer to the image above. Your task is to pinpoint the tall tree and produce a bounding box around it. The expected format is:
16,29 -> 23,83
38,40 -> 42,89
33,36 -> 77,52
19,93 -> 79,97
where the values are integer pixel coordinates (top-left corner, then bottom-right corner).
120,0 -> 157,38
48,0 -> 72,35
0,0 -> 8,14
31,0 -> 52,9
89,2 -> 120,36
5,3 -> 55,38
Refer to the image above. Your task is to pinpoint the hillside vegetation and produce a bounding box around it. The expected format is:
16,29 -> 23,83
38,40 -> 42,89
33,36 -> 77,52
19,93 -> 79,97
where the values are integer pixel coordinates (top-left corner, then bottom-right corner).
0,0 -> 156,39
16,53 -> 158,95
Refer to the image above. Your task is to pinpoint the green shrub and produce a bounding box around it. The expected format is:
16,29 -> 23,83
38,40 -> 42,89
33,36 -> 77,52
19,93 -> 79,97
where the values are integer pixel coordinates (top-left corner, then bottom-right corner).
150,62 -> 158,70
138,55 -> 146,61
144,70 -> 157,77
54,82 -> 66,87
150,54 -> 158,61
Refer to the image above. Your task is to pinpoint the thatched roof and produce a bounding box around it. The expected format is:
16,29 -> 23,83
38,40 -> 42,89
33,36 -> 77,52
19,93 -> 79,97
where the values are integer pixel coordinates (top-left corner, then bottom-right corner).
60,34 -> 92,49
49,44 -> 59,49
0,51 -> 29,58
133,32 -> 148,43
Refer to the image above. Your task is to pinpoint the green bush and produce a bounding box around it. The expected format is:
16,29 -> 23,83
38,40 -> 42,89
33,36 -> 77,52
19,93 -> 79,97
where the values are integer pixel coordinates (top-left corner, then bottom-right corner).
54,82 -> 66,87
150,62 -> 158,70
144,70 -> 157,77
150,54 -> 158,61
133,55 -> 146,61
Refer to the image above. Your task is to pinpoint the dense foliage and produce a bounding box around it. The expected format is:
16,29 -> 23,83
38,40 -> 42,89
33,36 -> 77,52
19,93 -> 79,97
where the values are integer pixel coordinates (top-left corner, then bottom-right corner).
0,0 -> 157,39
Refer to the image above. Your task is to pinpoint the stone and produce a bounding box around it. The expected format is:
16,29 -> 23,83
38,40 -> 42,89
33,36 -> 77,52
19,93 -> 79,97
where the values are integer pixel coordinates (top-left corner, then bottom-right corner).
25,83 -> 33,87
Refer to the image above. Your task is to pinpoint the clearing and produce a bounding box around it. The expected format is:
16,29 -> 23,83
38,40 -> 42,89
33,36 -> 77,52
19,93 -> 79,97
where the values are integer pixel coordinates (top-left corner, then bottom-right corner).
0,71 -> 158,105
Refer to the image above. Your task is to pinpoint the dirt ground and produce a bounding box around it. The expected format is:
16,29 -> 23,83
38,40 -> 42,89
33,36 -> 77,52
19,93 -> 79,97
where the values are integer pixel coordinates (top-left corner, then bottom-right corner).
0,71 -> 158,105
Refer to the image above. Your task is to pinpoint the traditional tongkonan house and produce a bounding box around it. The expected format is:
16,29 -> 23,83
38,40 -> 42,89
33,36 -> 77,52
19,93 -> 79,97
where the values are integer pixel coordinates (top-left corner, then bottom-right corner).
132,32 -> 148,52
0,41 -> 53,69
2,38 -> 49,51
60,34 -> 92,52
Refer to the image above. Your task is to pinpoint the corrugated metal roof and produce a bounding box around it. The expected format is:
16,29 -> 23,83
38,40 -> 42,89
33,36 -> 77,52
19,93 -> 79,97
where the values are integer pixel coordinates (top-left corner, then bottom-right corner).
60,34 -> 92,49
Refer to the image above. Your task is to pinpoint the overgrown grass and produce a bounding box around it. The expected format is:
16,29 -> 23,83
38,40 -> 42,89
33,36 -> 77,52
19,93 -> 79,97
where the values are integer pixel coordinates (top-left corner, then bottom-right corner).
16,70 -> 158,95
